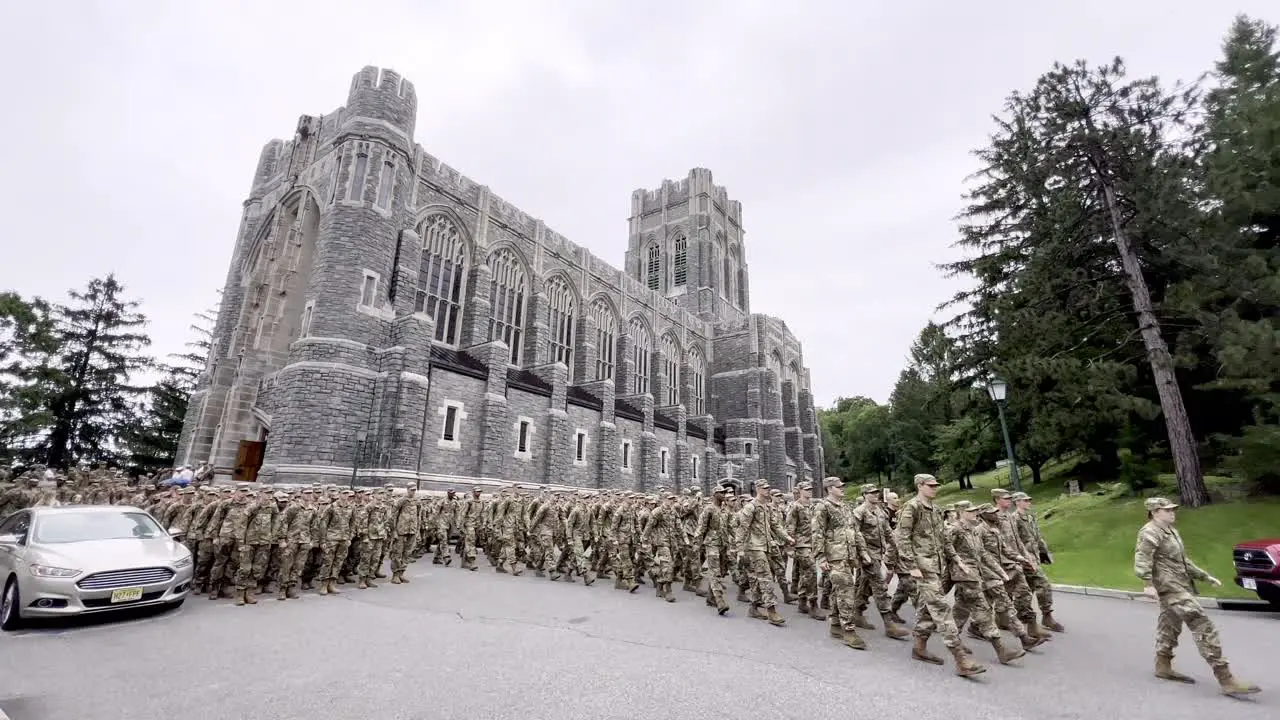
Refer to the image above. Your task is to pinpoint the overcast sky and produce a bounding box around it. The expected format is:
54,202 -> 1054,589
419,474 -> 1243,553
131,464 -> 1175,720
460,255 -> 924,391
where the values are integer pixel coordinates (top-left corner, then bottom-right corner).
0,1 -> 1273,407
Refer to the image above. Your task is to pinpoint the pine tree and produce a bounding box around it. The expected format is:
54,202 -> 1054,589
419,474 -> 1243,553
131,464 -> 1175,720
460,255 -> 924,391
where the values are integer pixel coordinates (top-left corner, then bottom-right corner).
43,275 -> 152,469
0,292 -> 62,463
946,58 -> 1213,505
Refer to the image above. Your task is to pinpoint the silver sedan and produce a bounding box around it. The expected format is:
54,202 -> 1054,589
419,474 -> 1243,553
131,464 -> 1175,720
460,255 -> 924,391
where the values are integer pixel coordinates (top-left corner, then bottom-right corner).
0,505 -> 194,630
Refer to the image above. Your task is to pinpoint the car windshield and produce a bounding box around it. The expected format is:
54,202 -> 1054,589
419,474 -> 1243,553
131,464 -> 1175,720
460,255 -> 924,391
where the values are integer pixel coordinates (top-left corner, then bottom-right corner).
32,511 -> 165,544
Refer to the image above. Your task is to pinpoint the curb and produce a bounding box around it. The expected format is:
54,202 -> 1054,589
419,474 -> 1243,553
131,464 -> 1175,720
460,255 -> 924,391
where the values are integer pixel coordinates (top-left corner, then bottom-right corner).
1051,583 -> 1274,612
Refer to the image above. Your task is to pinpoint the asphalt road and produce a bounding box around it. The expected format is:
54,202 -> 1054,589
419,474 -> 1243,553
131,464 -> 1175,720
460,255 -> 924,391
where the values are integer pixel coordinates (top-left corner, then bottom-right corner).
1,562 -> 1275,720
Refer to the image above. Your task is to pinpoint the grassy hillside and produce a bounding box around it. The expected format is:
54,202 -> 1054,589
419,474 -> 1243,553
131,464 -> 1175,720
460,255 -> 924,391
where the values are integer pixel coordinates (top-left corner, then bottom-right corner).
866,461 -> 1279,599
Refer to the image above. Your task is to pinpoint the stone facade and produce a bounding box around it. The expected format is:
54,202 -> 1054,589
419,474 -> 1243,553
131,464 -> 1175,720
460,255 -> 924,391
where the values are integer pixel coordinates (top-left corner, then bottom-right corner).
175,66 -> 825,492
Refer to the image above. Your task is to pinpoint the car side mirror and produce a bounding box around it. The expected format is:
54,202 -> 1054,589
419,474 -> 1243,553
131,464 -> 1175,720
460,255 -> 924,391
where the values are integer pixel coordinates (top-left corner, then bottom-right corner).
167,527 -> 186,541
0,533 -> 22,545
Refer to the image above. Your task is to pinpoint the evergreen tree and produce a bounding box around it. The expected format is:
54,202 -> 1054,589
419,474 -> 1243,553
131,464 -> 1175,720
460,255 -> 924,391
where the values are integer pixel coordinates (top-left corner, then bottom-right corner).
43,275 -> 152,469
0,292 -> 61,463
945,58 -> 1213,505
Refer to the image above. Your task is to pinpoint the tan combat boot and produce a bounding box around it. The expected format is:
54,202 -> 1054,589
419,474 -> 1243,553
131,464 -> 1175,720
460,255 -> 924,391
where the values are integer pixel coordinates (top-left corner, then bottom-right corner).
828,622 -> 842,639
327,579 -> 341,594
286,584 -> 300,599
766,605 -> 786,627
1212,665 -> 1261,696
277,585 -> 288,601
842,628 -> 867,650
850,611 -> 875,630
375,568 -> 388,579
749,604 -> 767,621
1020,633 -> 1046,650
317,581 -> 329,595
234,589 -> 246,607
882,613 -> 910,640
365,575 -> 378,589
798,598 -> 811,615
664,583 -> 677,603
736,589 -> 750,603
992,638 -> 1025,664
781,585 -> 797,605
809,605 -> 829,621
389,571 -> 403,584
207,582 -> 221,601
1029,619 -> 1053,639
1041,612 -> 1065,633
399,572 -> 411,584
243,588 -> 258,605
584,571 -> 597,587
911,636 -> 944,665
357,577 -> 369,590
1155,654 -> 1194,683
951,645 -> 987,677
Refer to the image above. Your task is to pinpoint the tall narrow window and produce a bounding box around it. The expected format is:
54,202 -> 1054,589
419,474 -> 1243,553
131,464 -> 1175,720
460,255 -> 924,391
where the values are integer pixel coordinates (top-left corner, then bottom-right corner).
645,243 -> 661,291
442,406 -> 458,441
376,160 -> 395,209
360,271 -> 378,307
575,432 -> 586,462
629,318 -> 651,395
415,214 -> 468,345
546,276 -> 576,370
348,152 -> 369,201
688,348 -> 706,415
661,334 -> 680,406
744,441 -> 753,457
672,234 -> 688,287
517,420 -> 530,453
590,298 -> 617,381
692,456 -> 699,480
621,441 -> 632,470
726,245 -> 740,307
300,302 -> 314,338
486,249 -> 527,365
660,448 -> 669,475
328,154 -> 343,205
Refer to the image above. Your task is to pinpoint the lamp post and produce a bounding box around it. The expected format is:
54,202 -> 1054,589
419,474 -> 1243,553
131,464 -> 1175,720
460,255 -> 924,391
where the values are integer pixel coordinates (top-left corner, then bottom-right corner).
986,376 -> 1023,492
350,429 -> 368,489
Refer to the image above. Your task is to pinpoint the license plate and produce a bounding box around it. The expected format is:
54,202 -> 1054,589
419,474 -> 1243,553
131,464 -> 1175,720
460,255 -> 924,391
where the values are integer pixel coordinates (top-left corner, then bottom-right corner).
110,587 -> 144,604
1242,578 -> 1257,591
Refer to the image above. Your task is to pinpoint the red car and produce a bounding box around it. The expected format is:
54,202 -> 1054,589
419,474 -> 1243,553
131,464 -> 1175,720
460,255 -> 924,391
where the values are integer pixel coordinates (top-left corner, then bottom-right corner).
1232,538 -> 1280,608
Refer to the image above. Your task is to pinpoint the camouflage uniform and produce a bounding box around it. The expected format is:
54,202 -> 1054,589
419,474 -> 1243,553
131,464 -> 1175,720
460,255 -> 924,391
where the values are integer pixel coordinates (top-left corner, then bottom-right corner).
358,491 -> 390,587
277,489 -> 316,599
738,481 -> 789,624
1012,492 -> 1063,632
811,477 -> 868,647
641,494 -> 682,602
784,484 -> 817,614
566,495 -> 596,584
388,485 -> 421,582
208,487 -> 253,600
1135,498 -> 1259,695
610,495 -> 641,591
895,474 -> 984,676
694,485 -> 733,614
316,490 -> 355,593
948,501 -> 1025,664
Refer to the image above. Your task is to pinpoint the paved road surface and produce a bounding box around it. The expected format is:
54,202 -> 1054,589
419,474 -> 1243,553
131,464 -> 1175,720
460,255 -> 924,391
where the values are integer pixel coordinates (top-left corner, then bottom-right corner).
1,563 -> 1275,720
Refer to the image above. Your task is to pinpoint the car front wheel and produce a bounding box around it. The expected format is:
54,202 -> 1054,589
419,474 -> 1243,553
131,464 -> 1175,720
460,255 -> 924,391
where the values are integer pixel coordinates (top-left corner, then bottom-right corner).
0,578 -> 22,631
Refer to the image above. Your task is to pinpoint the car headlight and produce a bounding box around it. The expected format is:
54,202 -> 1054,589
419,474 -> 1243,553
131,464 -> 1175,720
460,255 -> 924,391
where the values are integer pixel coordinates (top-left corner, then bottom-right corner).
29,564 -> 81,578
173,554 -> 193,569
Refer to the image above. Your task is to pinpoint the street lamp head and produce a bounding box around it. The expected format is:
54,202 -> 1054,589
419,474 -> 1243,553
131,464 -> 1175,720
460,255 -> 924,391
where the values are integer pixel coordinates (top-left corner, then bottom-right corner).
355,429 -> 368,443
986,376 -> 1008,403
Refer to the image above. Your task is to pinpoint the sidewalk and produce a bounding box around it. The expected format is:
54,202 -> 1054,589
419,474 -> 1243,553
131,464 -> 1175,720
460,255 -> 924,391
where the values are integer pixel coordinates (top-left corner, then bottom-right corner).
1051,583 -> 1274,611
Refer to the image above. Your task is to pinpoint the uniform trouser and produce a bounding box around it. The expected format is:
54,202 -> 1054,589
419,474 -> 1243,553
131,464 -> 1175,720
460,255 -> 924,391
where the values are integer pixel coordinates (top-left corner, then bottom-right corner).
853,558 -> 891,615
827,561 -> 858,630
792,548 -> 817,601
613,540 -> 637,584
535,532 -> 556,571
1155,590 -> 1227,668
358,538 -> 386,578
1026,568 -> 1054,615
342,539 -> 364,578
195,539 -> 216,586
911,570 -> 961,649
703,546 -> 728,607
683,543 -> 701,584
320,539 -> 352,581
460,526 -> 477,563
568,538 -> 590,576
497,532 -> 520,570
265,544 -> 285,586
209,539 -> 236,585
278,542 -> 310,587
891,572 -> 916,612
651,544 -> 675,583
953,581 -> 1000,640
984,582 -> 1027,636
1004,568 -> 1037,626
768,549 -> 786,586
389,533 -> 416,573
433,528 -> 451,562
745,550 -> 777,607
234,543 -> 271,590
595,538 -> 614,574
733,552 -> 749,591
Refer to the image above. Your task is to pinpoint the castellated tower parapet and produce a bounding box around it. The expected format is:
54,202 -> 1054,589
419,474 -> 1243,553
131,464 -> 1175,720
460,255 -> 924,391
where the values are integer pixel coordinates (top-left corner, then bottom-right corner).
341,66 -> 418,151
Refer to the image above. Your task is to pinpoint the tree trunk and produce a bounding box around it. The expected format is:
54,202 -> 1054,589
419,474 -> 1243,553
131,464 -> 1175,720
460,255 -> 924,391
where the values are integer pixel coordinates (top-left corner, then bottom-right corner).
1098,178 -> 1212,507
1030,463 -> 1043,485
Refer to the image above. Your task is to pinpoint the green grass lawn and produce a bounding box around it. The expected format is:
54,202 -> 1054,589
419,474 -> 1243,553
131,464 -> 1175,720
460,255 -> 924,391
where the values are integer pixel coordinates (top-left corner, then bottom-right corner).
867,460 -> 1279,599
